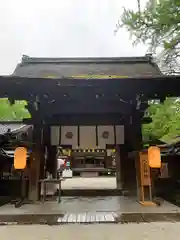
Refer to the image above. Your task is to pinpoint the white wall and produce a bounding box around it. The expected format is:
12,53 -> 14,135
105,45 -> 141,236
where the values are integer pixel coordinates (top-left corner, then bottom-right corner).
79,126 -> 96,149
97,125 -> 114,148
50,125 -> 124,147
50,126 -> 60,146
61,126 -> 78,148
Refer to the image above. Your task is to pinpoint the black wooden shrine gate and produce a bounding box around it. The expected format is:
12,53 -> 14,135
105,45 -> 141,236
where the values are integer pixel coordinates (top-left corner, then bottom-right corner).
0,75 -> 180,201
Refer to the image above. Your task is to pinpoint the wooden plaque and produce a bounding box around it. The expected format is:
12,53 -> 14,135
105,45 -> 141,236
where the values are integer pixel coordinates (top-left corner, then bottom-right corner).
139,152 -> 151,186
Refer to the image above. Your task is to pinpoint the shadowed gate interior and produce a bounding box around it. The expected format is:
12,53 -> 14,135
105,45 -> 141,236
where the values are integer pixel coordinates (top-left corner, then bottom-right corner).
50,124 -> 124,179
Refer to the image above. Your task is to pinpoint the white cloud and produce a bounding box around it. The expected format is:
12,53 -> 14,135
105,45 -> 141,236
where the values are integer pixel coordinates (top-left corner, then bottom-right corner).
0,0 -> 148,75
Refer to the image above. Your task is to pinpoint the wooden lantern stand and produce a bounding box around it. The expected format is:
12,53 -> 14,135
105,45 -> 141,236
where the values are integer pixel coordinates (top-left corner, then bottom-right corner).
138,147 -> 161,206
138,151 -> 156,206
13,147 -> 33,208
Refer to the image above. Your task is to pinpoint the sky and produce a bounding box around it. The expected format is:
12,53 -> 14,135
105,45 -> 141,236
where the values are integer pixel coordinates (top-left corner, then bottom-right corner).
0,0 -> 148,75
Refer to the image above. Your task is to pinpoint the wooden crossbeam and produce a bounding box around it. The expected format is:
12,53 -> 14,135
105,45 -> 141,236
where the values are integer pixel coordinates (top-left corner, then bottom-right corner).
0,76 -> 179,100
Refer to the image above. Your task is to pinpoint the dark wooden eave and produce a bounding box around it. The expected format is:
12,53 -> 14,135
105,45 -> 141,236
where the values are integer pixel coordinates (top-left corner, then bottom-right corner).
0,75 -> 180,100
0,75 -> 179,120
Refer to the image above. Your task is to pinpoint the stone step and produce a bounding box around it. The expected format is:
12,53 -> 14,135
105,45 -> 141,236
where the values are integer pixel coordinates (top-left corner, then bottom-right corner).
57,212 -> 118,223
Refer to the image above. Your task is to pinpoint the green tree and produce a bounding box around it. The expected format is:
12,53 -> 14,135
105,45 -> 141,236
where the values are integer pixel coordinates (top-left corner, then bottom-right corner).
115,0 -> 180,141
117,0 -> 180,73
143,98 -> 180,142
0,99 -> 30,121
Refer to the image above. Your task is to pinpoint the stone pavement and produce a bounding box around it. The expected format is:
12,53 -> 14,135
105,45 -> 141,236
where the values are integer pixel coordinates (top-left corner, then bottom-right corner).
44,177 -> 117,195
0,222 -> 180,240
0,196 -> 179,215
61,177 -> 117,189
0,196 -> 180,225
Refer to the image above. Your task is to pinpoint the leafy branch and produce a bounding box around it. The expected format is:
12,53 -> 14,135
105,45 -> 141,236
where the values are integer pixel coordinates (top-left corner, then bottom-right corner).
116,0 -> 180,74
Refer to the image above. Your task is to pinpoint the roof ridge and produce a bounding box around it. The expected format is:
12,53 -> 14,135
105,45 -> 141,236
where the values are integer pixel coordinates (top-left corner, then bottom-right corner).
12,53 -> 162,77
21,55 -> 152,64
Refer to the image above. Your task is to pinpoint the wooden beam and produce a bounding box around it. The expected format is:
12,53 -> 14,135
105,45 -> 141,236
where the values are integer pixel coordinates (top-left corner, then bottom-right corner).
0,75 -> 180,100
39,101 -> 133,115
24,113 -> 150,126
43,114 -> 124,125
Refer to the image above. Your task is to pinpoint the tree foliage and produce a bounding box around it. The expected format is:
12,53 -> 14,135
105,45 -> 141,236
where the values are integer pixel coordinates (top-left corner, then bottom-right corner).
143,98 -> 180,142
115,0 -> 180,141
0,99 -> 30,121
117,0 -> 180,73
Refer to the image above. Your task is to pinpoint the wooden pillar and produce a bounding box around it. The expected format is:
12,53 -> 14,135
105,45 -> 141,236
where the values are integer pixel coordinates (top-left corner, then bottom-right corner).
132,109 -> 143,199
45,125 -> 58,178
118,144 -> 128,190
120,108 -> 143,195
132,110 -> 142,150
28,121 -> 44,201
46,145 -> 57,178
115,121 -> 127,190
40,124 -> 49,180
115,145 -> 121,190
119,117 -> 133,192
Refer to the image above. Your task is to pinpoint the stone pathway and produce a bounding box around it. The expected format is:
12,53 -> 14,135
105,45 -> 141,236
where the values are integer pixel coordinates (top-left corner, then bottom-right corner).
0,222 -> 180,239
1,196 -> 179,215
1,212 -> 180,225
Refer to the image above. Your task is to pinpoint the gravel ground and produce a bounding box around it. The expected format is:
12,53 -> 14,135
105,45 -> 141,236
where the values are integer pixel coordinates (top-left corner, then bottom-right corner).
0,222 -> 179,240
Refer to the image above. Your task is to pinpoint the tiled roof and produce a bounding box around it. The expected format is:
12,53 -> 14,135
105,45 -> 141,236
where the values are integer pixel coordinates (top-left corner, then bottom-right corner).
0,149 -> 30,158
0,123 -> 28,135
13,55 -> 162,78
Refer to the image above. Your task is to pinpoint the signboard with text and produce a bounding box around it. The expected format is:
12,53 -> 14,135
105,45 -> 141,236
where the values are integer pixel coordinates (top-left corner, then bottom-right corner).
139,152 -> 151,186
